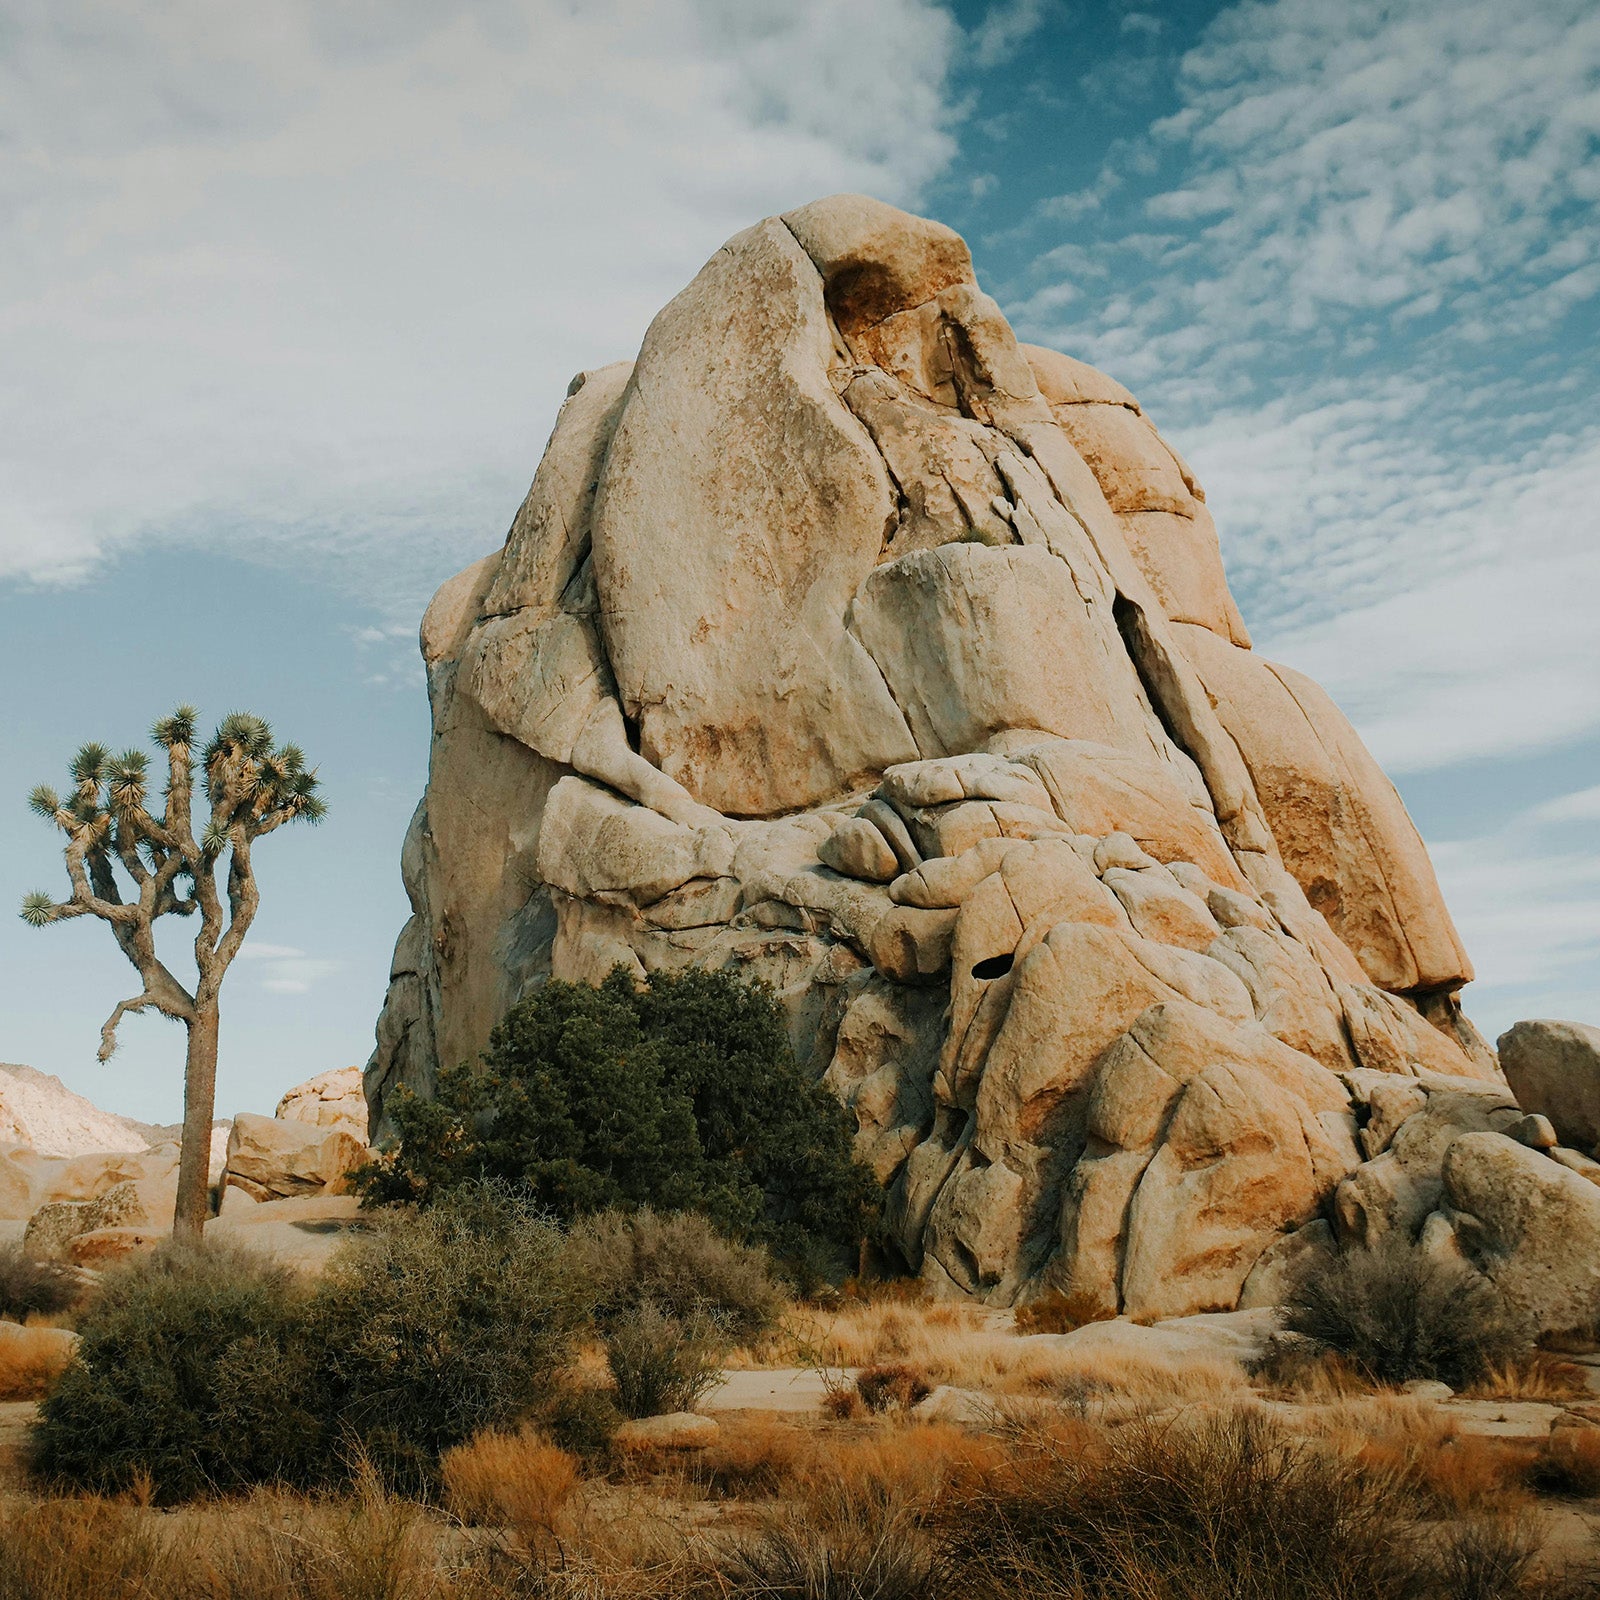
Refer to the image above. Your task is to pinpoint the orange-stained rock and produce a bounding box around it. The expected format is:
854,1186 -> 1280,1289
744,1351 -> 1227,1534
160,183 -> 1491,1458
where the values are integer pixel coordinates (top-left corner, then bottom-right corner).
364,193 -> 1542,1320
1174,622 -> 1473,995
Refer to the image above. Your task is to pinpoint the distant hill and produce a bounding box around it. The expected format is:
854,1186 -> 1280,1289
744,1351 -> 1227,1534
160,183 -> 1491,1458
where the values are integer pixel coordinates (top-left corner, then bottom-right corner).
0,1063 -> 155,1157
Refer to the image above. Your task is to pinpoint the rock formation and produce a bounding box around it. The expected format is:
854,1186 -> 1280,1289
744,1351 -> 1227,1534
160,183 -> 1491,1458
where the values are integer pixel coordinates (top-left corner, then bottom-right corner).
0,1063 -> 151,1158
366,195 -> 1600,1327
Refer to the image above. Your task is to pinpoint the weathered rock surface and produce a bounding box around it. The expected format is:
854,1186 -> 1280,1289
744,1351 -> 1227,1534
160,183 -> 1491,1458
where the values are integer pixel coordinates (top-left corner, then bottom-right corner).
276,1066 -> 369,1139
0,1064 -> 150,1158
1500,1020 -> 1600,1154
366,194 -> 1590,1318
221,1114 -> 368,1202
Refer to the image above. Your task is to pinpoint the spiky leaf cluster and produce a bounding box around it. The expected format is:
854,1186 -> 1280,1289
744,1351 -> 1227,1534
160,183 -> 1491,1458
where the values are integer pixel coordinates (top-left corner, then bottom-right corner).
18,705 -> 326,932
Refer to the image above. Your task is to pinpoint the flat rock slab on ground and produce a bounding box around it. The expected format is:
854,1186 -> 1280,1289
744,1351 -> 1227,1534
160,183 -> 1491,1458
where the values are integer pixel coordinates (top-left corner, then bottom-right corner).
1029,1307 -> 1280,1366
702,1368 -> 856,1413
204,1194 -> 369,1272
1436,1399 -> 1565,1439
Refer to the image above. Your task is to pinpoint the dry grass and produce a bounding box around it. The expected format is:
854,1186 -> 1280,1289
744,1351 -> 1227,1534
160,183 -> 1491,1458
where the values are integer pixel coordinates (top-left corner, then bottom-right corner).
1531,1428 -> 1600,1498
768,1297 -> 1252,1411
1012,1289 -> 1112,1336
441,1426 -> 579,1540
853,1363 -> 932,1413
0,1324 -> 76,1401
1464,1352 -> 1591,1403
1301,1393 -> 1537,1514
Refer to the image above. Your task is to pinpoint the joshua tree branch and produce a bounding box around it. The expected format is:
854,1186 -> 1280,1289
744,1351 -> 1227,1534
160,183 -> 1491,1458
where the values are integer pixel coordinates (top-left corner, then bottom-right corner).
98,981 -> 193,1061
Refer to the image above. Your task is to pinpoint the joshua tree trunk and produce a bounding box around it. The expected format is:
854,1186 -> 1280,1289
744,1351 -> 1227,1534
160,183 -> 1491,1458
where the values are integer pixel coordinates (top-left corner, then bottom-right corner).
174,1003 -> 221,1243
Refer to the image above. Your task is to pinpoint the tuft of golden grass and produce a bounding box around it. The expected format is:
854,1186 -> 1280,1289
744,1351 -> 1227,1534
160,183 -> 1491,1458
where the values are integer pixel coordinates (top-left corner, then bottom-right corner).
1299,1393 -> 1536,1515
1464,1352 -> 1591,1403
1012,1289 -> 1113,1336
441,1425 -> 579,1540
764,1297 -> 1252,1413
1529,1426 -> 1600,1499
0,1324 -> 75,1401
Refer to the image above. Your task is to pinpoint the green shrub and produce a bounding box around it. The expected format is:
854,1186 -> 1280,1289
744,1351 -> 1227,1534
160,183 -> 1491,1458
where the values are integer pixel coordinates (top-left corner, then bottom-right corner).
359,966 -> 879,1277
602,1300 -> 726,1419
0,1242 -> 80,1321
537,1383 -> 624,1462
568,1206 -> 787,1342
1281,1235 -> 1532,1388
32,1243 -> 321,1501
312,1185 -> 591,1495
34,1186 -> 592,1501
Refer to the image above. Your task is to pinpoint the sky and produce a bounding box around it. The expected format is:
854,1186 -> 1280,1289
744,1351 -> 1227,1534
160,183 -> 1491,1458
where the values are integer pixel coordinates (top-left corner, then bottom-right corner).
1,0 -> 1596,1123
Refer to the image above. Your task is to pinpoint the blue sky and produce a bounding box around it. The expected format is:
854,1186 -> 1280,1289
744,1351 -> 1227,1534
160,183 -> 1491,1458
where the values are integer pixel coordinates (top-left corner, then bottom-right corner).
2,0 -> 1596,1122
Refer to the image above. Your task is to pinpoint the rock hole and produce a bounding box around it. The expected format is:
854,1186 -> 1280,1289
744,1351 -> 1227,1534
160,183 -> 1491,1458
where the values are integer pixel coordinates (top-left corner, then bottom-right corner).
972,952 -> 1014,981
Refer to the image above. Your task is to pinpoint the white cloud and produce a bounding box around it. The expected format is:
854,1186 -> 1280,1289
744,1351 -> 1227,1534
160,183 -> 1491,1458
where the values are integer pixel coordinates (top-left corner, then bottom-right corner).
1530,786 -> 1600,826
971,0 -> 1051,70
1429,798 -> 1600,1039
0,0 -> 959,614
236,940 -> 341,994
1007,0 -> 1600,778
1121,13 -> 1163,38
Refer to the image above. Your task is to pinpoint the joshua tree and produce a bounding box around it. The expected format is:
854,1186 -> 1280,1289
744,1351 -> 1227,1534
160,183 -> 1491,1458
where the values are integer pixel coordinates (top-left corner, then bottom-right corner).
20,709 -> 325,1241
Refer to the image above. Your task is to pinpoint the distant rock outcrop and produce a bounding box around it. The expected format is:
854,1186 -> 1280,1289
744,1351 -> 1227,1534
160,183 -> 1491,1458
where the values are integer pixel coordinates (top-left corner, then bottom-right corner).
0,1063 -> 150,1158
365,195 -> 1598,1325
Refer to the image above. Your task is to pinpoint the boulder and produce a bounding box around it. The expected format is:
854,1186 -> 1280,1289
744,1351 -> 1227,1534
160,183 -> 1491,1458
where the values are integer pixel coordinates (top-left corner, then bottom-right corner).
23,1180 -> 154,1261
1442,1132 -> 1600,1338
362,193 -> 1559,1318
1500,1020 -> 1600,1153
222,1114 -> 367,1202
276,1066 -> 369,1139
0,1063 -> 150,1158
69,1226 -> 163,1266
0,1151 -> 34,1222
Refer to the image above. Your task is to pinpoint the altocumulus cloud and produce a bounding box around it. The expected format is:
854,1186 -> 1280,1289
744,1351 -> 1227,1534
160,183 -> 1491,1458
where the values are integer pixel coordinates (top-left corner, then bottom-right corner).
0,0 -> 959,615
1008,0 -> 1600,776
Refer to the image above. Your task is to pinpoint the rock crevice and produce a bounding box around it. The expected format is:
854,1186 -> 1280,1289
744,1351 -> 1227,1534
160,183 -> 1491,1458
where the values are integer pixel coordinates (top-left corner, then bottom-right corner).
367,195 -> 1591,1323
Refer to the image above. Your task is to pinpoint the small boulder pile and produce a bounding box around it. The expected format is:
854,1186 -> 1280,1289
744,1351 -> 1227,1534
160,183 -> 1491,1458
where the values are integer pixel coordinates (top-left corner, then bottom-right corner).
1,1065 -> 371,1266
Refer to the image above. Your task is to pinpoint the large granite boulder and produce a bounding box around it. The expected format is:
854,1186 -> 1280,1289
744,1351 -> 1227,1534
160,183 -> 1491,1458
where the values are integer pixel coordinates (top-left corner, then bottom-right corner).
365,194 -> 1584,1317
220,1114 -> 368,1202
1499,1020 -> 1600,1154
276,1066 -> 369,1140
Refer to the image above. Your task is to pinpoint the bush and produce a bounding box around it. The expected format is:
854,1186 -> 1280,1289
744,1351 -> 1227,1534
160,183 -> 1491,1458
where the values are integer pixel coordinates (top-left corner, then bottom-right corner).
32,1243 -> 322,1501
568,1206 -> 786,1342
942,1407 -> 1412,1600
602,1300 -> 726,1419
34,1186 -> 593,1501
441,1426 -> 579,1536
312,1185 -> 592,1495
0,1243 -> 80,1322
1281,1235 -> 1532,1388
854,1364 -> 931,1414
1012,1289 -> 1109,1337
359,966 -> 880,1276
716,1508 -> 945,1600
0,1323 -> 78,1401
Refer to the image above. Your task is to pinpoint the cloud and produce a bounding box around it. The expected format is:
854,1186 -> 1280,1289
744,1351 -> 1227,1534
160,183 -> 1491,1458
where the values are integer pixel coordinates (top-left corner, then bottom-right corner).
1005,0 -> 1600,780
1121,12 -> 1162,36
1429,800 -> 1600,1039
971,0 -> 1051,70
236,940 -> 341,994
0,0 -> 960,616
1530,785 -> 1600,826
1126,0 -> 1598,361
